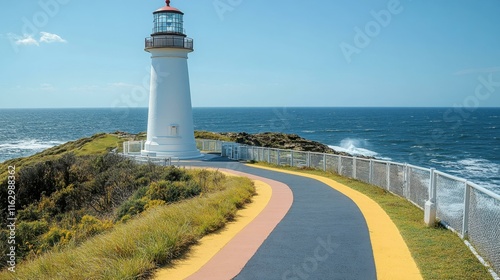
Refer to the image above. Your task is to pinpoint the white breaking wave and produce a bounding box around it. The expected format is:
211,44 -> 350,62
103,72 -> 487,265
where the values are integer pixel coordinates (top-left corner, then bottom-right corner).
0,140 -> 66,163
0,139 -> 64,151
328,138 -> 389,159
430,158 -> 500,189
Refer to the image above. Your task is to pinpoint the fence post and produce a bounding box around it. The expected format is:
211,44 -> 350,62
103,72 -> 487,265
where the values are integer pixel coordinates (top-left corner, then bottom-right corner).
338,156 -> 342,175
369,159 -> 373,184
462,182 -> 470,239
403,164 -> 408,198
424,168 -> 437,226
291,151 -> 294,167
307,152 -> 311,168
267,148 -> 271,163
277,150 -> 281,165
386,162 -> 391,190
323,154 -> 327,171
353,157 -> 357,179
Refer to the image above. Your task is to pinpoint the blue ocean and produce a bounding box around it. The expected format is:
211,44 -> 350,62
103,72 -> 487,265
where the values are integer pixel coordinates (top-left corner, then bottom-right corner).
0,107 -> 499,193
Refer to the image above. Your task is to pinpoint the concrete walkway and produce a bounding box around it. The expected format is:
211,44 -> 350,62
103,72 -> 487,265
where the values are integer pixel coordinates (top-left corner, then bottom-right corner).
167,155 -> 421,279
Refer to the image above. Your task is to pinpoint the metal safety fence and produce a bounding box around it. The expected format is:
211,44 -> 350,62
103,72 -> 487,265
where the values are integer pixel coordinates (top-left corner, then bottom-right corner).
196,139 -> 500,277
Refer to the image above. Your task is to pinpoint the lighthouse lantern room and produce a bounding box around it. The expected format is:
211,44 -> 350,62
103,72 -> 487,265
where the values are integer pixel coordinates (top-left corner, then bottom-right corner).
141,0 -> 201,159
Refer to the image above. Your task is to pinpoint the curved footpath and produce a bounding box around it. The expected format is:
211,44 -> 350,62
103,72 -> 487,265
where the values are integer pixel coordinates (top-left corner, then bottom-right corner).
156,158 -> 422,280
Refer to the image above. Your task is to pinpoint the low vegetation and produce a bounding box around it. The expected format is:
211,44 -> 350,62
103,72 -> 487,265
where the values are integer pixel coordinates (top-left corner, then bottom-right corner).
195,131 -> 343,154
1,173 -> 254,280
254,162 -> 491,280
0,133 -> 255,279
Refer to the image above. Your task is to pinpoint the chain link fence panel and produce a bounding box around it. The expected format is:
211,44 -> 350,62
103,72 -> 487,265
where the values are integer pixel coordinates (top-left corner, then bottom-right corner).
279,150 -> 292,166
372,161 -> 388,190
310,153 -> 324,170
436,173 -> 465,235
340,157 -> 353,178
407,166 -> 430,209
325,154 -> 340,174
292,151 -> 308,167
389,163 -> 406,197
356,158 -> 371,183
468,186 -> 500,273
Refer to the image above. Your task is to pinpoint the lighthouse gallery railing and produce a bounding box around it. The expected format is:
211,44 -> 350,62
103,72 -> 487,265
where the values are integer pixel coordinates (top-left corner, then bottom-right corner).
145,36 -> 193,50
194,139 -> 500,277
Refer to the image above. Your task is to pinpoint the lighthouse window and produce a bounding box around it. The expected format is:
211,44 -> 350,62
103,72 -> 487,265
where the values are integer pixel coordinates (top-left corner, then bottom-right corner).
170,125 -> 179,136
153,12 -> 184,34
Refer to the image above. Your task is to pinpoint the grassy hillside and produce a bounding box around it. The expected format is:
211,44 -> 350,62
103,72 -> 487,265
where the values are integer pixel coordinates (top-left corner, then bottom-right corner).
0,133 -> 255,279
0,171 -> 254,280
0,133 -> 124,180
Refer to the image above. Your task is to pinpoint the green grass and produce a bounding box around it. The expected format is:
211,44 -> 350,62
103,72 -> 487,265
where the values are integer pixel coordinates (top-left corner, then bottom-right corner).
0,176 -> 255,280
0,133 -> 124,181
72,134 -> 122,156
194,131 -> 232,142
254,163 -> 492,280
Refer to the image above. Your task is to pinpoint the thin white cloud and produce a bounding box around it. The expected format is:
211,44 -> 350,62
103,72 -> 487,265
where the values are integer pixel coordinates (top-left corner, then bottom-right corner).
9,33 -> 39,46
7,32 -> 66,47
40,83 -> 56,91
40,32 -> 67,43
107,82 -> 138,89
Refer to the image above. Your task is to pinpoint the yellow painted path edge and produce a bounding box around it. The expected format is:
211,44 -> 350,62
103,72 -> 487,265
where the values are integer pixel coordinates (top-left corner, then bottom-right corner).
248,164 -> 423,280
154,179 -> 272,280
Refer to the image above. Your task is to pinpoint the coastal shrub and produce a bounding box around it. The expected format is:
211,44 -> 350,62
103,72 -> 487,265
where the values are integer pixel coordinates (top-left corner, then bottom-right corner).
144,199 -> 166,210
17,204 -> 42,222
0,176 -> 255,279
115,199 -> 147,222
76,215 -> 113,239
146,180 -> 201,203
41,227 -> 73,248
16,220 -> 50,255
190,169 -> 227,192
0,136 -> 248,272
162,165 -> 192,181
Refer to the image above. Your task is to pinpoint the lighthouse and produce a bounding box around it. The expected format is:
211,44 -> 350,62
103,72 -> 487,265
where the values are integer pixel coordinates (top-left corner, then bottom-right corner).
141,0 -> 202,159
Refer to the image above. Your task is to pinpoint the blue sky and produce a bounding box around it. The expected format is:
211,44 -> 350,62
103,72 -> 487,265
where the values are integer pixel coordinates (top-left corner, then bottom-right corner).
1,0 -> 500,108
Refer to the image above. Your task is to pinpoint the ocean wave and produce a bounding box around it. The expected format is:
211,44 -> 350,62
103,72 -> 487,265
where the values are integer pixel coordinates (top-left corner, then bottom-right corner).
430,158 -> 500,187
0,139 -> 66,162
0,140 -> 64,151
328,138 -> 390,160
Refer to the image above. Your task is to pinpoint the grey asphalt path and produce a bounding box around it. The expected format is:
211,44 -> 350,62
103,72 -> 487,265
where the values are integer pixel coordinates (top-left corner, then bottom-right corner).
180,157 -> 376,280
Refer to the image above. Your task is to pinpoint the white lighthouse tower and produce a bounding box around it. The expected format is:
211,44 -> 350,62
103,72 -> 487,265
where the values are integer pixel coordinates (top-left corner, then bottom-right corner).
141,0 -> 201,159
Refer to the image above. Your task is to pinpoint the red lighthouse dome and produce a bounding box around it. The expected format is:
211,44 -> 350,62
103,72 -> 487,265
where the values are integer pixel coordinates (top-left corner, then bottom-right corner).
155,0 -> 183,14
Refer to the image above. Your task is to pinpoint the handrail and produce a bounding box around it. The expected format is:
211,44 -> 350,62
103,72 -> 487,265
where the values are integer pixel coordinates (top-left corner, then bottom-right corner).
145,36 -> 193,50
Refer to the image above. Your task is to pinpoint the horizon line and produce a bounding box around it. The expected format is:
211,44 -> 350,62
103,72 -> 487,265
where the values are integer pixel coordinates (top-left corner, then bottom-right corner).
2,106 -> 500,110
